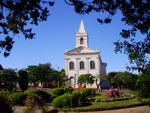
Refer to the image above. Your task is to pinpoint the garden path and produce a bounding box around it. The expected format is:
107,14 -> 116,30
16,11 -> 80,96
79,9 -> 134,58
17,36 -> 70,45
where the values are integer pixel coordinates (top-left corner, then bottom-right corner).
14,105 -> 150,113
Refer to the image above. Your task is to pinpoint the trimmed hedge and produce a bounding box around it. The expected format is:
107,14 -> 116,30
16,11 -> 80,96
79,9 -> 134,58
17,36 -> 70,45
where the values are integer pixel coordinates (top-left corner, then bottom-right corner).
0,91 -> 11,97
8,90 -> 50,105
8,92 -> 27,105
52,93 -> 72,108
141,98 -> 150,105
34,90 -> 50,102
24,90 -> 50,102
80,88 -> 95,97
51,88 -> 70,97
52,88 -> 96,108
0,95 -> 13,113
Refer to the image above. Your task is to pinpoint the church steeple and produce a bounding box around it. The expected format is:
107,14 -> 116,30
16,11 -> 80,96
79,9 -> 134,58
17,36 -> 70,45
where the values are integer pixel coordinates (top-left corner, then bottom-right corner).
76,19 -> 88,48
79,19 -> 86,33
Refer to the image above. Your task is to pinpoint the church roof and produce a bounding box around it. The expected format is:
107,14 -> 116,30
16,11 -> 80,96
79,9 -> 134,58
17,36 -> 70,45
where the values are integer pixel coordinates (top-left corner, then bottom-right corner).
78,19 -> 86,33
65,46 -> 99,55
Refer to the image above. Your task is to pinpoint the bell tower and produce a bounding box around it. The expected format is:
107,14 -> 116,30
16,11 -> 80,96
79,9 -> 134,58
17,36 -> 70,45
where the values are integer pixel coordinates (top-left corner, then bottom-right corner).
76,19 -> 88,48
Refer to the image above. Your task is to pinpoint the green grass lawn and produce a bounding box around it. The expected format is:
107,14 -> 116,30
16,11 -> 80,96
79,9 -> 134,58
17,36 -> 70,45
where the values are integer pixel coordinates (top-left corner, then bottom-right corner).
57,98 -> 143,112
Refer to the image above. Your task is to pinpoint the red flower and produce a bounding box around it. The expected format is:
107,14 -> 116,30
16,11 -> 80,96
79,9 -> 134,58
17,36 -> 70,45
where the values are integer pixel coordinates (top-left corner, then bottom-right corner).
52,82 -> 56,87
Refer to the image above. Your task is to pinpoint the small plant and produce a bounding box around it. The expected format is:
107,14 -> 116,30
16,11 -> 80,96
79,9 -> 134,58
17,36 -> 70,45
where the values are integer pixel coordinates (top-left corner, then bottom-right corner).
8,92 -> 27,105
0,95 -> 14,113
106,88 -> 120,98
51,88 -> 70,97
80,88 -> 95,97
52,93 -> 72,108
23,93 -> 46,113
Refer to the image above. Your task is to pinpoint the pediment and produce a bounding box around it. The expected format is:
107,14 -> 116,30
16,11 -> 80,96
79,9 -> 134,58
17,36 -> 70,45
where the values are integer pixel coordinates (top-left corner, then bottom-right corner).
65,46 -> 99,55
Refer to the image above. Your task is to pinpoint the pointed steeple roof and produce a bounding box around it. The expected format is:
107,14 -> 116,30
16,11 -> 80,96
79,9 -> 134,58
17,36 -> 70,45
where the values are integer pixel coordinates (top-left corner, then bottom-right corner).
78,19 -> 86,33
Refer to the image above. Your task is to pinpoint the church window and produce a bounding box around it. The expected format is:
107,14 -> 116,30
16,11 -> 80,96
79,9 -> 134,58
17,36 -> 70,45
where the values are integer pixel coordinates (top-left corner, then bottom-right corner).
80,38 -> 84,44
69,61 -> 74,70
90,61 -> 95,69
80,61 -> 84,69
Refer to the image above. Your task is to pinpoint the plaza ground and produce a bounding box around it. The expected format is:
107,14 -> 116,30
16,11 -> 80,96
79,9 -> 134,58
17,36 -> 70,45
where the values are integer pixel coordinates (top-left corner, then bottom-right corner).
14,105 -> 150,113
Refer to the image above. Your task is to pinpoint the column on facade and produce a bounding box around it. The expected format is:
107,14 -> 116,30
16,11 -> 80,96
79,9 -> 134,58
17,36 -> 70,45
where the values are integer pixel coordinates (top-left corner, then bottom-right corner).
65,58 -> 70,76
96,56 -> 100,75
76,57 -> 80,88
65,58 -> 70,85
86,57 -> 90,74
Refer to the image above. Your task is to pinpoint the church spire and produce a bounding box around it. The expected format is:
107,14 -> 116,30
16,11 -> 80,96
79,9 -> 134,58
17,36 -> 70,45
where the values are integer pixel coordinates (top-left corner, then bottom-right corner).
78,18 -> 86,33
76,18 -> 88,48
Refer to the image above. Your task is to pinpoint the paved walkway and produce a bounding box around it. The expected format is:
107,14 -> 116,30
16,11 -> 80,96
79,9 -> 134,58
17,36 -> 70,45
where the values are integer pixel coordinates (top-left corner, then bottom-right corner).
14,106 -> 150,113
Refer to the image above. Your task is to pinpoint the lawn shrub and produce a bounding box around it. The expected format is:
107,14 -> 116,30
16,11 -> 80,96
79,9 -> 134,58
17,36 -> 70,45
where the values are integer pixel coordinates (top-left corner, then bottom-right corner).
80,88 -> 95,97
72,91 -> 81,106
51,88 -> 66,97
106,88 -> 120,98
0,95 -> 13,113
141,98 -> 150,105
8,92 -> 27,105
34,90 -> 50,102
52,93 -> 71,108
23,90 -> 34,95
0,91 -> 11,97
24,93 -> 46,113
52,91 -> 82,108
24,90 -> 50,102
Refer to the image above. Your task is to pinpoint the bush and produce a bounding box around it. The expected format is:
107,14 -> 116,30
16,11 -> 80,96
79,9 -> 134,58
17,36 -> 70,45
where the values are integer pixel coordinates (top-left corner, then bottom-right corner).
52,93 -> 71,108
80,88 -> 95,97
0,91 -> 11,97
72,91 -> 81,106
8,92 -> 27,105
23,90 -> 34,95
0,96 -> 13,113
136,72 -> 150,98
24,93 -> 46,113
141,98 -> 150,105
51,88 -> 70,97
106,88 -> 120,98
24,90 -> 50,102
34,90 -> 50,102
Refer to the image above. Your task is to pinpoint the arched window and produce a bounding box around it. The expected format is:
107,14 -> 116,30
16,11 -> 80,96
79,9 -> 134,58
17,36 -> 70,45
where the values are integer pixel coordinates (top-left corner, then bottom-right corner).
69,61 -> 74,70
80,61 -> 84,69
90,61 -> 95,69
80,38 -> 84,44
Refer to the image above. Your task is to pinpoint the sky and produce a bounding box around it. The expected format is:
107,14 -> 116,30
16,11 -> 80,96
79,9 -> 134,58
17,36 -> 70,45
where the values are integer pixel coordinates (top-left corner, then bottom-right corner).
0,1 -> 138,74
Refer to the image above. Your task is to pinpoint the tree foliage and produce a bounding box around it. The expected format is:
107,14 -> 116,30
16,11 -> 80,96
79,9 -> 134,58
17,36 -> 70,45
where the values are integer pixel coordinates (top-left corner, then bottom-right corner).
26,63 -> 65,88
26,63 -> 52,84
18,70 -> 28,92
66,0 -> 150,72
0,68 -> 18,91
136,65 -> 150,98
77,74 -> 95,85
0,0 -> 54,57
107,71 -> 138,89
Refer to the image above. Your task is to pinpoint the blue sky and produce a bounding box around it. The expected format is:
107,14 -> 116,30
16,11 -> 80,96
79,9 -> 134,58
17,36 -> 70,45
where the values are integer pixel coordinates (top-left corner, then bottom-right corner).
0,1 -> 137,73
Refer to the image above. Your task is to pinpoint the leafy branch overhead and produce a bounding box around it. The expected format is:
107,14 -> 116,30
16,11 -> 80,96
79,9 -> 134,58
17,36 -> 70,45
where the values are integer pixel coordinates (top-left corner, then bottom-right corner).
66,0 -> 150,72
0,0 -> 54,57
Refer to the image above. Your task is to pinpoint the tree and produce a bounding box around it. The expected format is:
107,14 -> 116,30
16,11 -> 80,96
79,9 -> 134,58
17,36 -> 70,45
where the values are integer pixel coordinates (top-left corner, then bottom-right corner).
26,63 -> 52,87
66,0 -> 150,72
18,70 -> 28,92
77,74 -> 95,86
0,0 -> 54,57
59,69 -> 67,87
0,69 -> 18,91
136,65 -> 150,98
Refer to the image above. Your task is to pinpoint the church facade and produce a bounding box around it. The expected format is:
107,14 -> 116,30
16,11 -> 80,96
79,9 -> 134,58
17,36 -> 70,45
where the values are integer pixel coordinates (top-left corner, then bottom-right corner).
65,19 -> 107,88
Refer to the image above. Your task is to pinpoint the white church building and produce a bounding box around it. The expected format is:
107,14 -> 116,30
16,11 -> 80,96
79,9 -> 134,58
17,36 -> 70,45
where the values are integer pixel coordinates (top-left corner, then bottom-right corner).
65,19 -> 107,88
